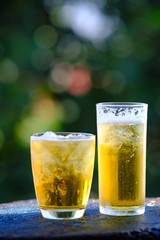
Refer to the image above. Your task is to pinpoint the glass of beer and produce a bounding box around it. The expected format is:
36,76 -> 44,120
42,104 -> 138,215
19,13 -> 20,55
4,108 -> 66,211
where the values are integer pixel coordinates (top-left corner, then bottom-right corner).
30,132 -> 95,220
96,102 -> 148,216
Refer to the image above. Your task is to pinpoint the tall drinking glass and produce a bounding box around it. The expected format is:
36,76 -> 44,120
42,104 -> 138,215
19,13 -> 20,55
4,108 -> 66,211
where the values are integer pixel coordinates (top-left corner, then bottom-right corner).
30,132 -> 95,220
96,103 -> 148,216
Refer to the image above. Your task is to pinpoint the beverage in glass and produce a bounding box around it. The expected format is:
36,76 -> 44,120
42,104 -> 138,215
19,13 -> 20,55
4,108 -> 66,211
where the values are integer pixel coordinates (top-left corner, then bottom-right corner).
30,132 -> 95,220
96,103 -> 148,216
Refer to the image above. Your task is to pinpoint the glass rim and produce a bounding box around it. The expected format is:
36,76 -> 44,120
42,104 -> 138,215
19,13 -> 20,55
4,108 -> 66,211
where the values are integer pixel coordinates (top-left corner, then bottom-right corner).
96,102 -> 148,108
31,132 -> 95,136
30,132 -> 95,141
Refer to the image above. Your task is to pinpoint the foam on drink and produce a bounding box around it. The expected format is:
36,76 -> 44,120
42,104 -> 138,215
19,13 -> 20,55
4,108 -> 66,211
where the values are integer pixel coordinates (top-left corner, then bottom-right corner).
96,104 -> 147,125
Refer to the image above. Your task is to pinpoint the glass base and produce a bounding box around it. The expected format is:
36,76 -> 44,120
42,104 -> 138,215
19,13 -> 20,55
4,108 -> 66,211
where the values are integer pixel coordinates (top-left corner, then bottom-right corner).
100,206 -> 145,216
40,208 -> 85,220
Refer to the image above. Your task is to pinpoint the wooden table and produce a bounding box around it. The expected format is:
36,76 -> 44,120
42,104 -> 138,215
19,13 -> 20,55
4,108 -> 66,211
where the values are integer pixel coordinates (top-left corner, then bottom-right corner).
0,198 -> 160,239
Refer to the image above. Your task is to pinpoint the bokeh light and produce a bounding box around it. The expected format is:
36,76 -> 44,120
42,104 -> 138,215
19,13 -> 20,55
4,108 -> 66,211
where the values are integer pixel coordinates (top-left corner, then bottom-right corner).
67,65 -> 92,96
50,61 -> 71,92
0,59 -> 19,83
59,1 -> 119,43
50,63 -> 92,96
57,35 -> 82,60
34,25 -> 57,49
15,94 -> 64,147
31,48 -> 53,71
111,34 -> 134,58
103,71 -> 126,94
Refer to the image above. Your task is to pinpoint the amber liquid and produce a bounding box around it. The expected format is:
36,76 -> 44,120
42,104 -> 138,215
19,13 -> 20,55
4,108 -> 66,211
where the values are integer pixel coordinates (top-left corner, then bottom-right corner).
31,140 -> 95,210
98,122 -> 146,209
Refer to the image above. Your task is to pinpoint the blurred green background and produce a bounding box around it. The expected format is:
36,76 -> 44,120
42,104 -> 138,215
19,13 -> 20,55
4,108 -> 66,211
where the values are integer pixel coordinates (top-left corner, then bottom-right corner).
0,0 -> 160,203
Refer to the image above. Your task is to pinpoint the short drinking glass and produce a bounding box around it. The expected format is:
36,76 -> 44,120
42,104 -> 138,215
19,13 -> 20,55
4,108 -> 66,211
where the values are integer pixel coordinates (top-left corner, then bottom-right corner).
96,102 -> 148,216
30,132 -> 95,220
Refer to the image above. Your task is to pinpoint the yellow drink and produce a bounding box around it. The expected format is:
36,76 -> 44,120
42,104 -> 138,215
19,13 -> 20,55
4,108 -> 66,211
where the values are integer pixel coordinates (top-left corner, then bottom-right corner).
96,102 -> 148,216
98,123 -> 146,211
31,132 -> 95,219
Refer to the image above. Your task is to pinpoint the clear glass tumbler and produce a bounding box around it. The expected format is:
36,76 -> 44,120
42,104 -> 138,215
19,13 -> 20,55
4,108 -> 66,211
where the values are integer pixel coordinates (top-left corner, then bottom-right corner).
30,132 -> 95,220
96,102 -> 148,216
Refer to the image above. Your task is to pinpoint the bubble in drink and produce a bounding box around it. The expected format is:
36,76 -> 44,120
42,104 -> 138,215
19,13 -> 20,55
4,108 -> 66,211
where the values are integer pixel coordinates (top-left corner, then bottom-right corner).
96,102 -> 148,216
98,122 -> 146,210
30,132 -> 95,217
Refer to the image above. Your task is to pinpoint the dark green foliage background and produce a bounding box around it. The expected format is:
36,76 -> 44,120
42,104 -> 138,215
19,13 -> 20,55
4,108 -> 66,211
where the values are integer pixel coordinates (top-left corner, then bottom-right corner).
0,0 -> 160,203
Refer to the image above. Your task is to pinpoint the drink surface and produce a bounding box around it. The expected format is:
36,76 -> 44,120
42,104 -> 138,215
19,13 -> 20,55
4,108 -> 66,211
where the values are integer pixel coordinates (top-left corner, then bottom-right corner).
98,122 -> 146,208
31,138 -> 95,210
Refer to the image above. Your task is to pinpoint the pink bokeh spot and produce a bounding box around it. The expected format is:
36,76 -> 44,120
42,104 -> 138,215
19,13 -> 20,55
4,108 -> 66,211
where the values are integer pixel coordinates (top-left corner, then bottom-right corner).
67,66 -> 92,96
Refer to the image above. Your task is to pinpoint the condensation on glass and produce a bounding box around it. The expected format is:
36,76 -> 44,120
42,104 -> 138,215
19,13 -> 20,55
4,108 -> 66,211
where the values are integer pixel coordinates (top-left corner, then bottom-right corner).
96,102 -> 148,216
30,132 -> 95,220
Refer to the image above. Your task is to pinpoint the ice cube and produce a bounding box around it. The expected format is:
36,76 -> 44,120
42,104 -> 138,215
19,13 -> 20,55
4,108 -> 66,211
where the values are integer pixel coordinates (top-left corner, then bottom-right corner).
42,131 -> 58,140
57,135 -> 66,140
66,133 -> 87,140
31,131 -> 58,141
